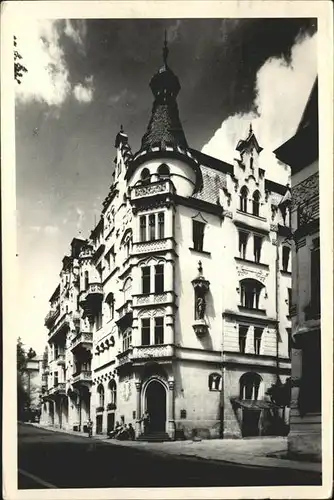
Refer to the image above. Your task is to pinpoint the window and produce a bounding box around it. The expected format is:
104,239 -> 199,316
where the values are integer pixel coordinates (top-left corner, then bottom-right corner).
149,214 -> 156,241
209,373 -> 222,391
157,164 -> 170,178
239,231 -> 248,259
240,279 -> 263,309
158,212 -> 165,239
106,293 -> 115,321
282,246 -> 290,272
287,328 -> 292,357
54,344 -> 59,359
254,327 -> 263,355
54,371 -> 59,387
252,191 -> 260,216
123,278 -> 132,303
154,317 -> 164,344
140,216 -> 147,242
109,380 -> 117,406
141,168 -> 150,184
97,384 -> 105,407
142,267 -> 151,294
155,265 -> 164,293
240,186 -> 248,212
288,288 -> 292,314
253,235 -> 262,263
311,239 -> 320,313
239,325 -> 248,353
84,270 -> 89,289
240,372 -> 262,400
122,329 -> 132,352
192,220 -> 205,251
141,318 -> 150,345
96,308 -> 103,330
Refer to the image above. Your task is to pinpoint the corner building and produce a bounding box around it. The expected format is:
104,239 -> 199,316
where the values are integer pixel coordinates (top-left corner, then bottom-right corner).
42,42 -> 291,440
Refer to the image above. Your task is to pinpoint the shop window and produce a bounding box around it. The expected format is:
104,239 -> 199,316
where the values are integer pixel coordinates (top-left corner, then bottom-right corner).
240,186 -> 248,212
192,220 -> 205,252
239,325 -> 248,353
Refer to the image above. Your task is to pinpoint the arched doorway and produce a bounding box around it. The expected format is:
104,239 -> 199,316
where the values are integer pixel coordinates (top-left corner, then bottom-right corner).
145,380 -> 166,433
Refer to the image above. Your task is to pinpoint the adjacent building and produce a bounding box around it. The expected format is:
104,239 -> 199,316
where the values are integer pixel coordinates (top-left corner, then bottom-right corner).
41,40 -> 291,440
274,79 -> 321,460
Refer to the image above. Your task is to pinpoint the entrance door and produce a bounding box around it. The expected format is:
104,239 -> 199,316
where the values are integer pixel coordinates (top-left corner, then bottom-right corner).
146,381 -> 166,433
96,415 -> 103,434
107,412 -> 115,433
242,409 -> 261,437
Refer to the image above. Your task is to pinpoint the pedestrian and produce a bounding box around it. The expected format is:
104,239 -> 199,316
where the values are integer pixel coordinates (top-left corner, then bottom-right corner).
108,421 -> 121,439
142,410 -> 150,435
128,422 -> 135,440
87,417 -> 93,438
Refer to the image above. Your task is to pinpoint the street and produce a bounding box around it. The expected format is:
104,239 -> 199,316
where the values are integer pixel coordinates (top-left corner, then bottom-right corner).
18,423 -> 321,489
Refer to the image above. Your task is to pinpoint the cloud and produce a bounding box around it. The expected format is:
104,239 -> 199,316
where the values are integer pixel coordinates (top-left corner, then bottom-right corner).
73,76 -> 94,103
202,32 -> 317,180
64,20 -> 87,53
15,19 -> 92,107
76,207 -> 85,231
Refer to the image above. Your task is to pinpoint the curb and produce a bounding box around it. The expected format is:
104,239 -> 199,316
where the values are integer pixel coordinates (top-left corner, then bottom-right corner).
24,423 -> 321,474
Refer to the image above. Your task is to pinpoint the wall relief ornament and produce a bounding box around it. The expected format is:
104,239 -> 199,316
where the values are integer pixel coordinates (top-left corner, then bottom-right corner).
237,265 -> 269,284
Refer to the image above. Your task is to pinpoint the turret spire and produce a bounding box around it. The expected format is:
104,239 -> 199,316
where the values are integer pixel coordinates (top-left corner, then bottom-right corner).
163,29 -> 169,66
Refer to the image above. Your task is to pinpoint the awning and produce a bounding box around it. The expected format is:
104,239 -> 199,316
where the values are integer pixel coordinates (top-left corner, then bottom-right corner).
234,399 -> 280,410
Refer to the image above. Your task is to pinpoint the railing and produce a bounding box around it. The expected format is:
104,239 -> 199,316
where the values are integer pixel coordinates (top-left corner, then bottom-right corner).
132,344 -> 174,360
48,382 -> 66,395
234,209 -> 269,231
131,180 -> 175,201
132,291 -> 174,308
117,300 -> 133,319
116,349 -> 133,367
107,402 -> 116,411
132,238 -> 172,255
86,283 -> 103,301
71,332 -> 93,351
44,307 -> 60,327
72,370 -> 92,384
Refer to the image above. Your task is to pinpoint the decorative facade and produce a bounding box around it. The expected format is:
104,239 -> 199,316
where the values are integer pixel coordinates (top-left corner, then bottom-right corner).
274,79 -> 321,460
41,40 -> 291,440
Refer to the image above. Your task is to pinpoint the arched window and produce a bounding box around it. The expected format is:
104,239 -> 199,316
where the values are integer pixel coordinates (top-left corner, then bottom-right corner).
97,384 -> 105,408
252,191 -> 260,217
105,293 -> 115,321
239,372 -> 262,400
123,277 -> 132,303
240,186 -> 248,212
108,379 -> 117,406
157,163 -> 170,178
141,168 -> 150,185
209,373 -> 222,391
240,278 -> 264,310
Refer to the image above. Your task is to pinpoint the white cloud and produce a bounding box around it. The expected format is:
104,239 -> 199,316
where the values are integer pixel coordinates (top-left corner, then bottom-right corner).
15,19 -> 92,107
202,33 -> 317,181
73,76 -> 94,103
76,207 -> 85,231
44,225 -> 59,235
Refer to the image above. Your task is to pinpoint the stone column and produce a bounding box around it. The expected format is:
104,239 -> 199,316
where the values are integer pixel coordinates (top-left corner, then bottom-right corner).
168,379 -> 175,440
135,381 -> 142,438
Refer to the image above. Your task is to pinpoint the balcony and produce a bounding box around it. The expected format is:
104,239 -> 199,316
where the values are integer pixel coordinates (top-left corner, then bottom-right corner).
132,291 -> 175,308
72,370 -> 92,386
71,332 -> 93,352
130,179 -> 175,202
116,344 -> 174,370
86,283 -> 103,305
48,313 -> 70,340
116,300 -> 133,329
48,382 -> 66,396
56,354 -> 65,365
44,307 -> 60,328
132,237 -> 175,256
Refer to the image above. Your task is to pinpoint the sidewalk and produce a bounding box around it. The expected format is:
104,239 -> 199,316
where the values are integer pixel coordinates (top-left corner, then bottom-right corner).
30,423 -> 321,474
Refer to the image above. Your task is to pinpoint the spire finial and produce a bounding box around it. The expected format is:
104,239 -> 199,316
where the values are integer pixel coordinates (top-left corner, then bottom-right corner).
249,123 -> 253,135
120,124 -> 124,132
163,29 -> 169,65
198,260 -> 203,275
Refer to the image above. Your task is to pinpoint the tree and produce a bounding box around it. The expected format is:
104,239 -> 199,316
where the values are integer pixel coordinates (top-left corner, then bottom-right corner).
17,337 -> 29,419
14,36 -> 28,84
266,378 -> 292,408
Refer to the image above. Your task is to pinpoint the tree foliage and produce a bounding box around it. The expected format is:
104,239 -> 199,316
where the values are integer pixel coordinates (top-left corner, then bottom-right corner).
14,36 -> 28,84
266,378 -> 292,408
17,338 -> 38,420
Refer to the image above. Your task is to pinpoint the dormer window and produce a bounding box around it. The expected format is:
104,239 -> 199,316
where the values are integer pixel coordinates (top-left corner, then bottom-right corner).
141,168 -> 150,185
252,191 -> 260,216
157,163 -> 170,178
240,186 -> 248,212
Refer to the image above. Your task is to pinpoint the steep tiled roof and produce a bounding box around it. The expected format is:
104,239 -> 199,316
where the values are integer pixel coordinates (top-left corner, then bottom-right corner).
193,165 -> 227,205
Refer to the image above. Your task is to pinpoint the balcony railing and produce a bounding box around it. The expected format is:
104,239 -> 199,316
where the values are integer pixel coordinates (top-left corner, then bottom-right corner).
72,370 -> 92,385
44,307 -> 60,327
71,332 -> 93,351
234,210 -> 269,232
132,291 -> 175,308
48,313 -> 70,339
48,382 -> 66,395
107,402 -> 116,411
116,344 -> 174,368
131,179 -> 175,201
132,237 -> 175,255
56,354 -> 65,365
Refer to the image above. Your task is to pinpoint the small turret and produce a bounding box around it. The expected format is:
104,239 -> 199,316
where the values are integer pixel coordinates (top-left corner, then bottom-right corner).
114,125 -> 133,165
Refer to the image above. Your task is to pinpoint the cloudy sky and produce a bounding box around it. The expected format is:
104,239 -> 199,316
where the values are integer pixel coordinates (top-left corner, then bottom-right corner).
15,18 -> 317,353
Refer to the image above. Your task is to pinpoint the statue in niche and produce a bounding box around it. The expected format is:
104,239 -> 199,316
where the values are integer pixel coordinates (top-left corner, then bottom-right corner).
196,295 -> 206,320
